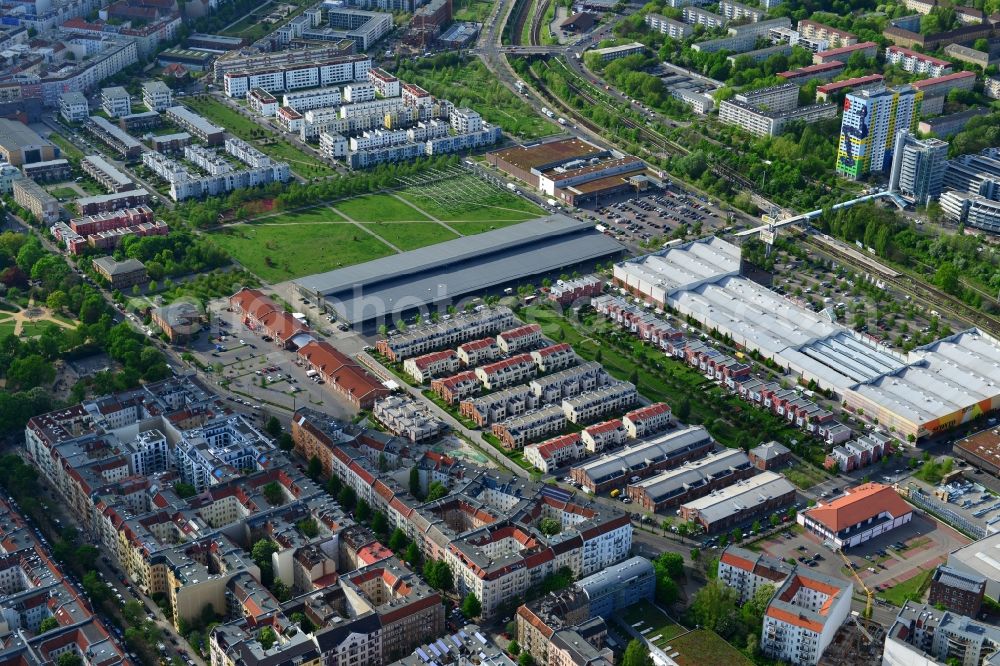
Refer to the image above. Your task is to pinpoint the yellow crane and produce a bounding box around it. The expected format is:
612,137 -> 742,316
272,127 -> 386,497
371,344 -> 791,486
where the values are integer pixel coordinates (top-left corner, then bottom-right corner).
838,548 -> 873,618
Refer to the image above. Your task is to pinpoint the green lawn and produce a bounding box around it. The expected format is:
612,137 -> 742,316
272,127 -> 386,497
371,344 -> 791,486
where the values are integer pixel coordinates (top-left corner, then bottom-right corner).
183,96 -> 259,138
19,321 -> 60,337
0,321 -> 15,338
48,186 -> 79,200
252,207 -> 347,225
256,139 -> 337,178
669,630 -> 753,666
397,57 -> 558,140
209,223 -> 394,282
785,462 -> 830,490
361,222 -> 458,251
49,133 -> 85,162
334,194 -> 431,223
398,186 -> 543,223
621,600 -> 686,651
879,569 -> 933,606
453,0 -> 493,21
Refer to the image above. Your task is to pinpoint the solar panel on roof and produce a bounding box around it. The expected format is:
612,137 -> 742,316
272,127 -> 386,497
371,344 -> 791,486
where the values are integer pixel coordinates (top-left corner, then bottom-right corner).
428,644 -> 440,657
416,648 -> 430,662
475,632 -> 488,645
436,639 -> 450,654
540,485 -> 572,502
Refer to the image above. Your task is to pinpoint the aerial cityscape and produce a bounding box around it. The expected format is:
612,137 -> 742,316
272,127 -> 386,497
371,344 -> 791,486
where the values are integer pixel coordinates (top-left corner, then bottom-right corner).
0,0 -> 999,664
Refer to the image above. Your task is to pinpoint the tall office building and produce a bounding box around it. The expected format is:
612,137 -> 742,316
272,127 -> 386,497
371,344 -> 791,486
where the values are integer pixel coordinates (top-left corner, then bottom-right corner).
836,86 -> 922,179
888,130 -> 949,204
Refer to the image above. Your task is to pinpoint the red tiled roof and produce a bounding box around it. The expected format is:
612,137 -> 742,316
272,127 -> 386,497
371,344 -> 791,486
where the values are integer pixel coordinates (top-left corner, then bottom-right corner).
534,342 -> 572,357
499,323 -> 542,340
887,45 -> 950,66
479,353 -> 534,375
625,402 -> 671,421
910,70 -> 976,89
583,419 -> 623,435
410,349 -> 457,368
816,74 -> 884,93
815,41 -> 877,58
804,482 -> 911,532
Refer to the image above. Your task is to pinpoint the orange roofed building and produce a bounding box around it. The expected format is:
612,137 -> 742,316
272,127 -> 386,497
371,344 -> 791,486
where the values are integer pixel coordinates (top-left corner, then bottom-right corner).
761,569 -> 853,665
798,482 -> 912,550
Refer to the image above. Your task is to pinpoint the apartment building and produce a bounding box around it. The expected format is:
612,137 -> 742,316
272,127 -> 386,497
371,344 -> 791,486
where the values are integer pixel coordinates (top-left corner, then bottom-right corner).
283,86 -> 343,111
561,382 -> 637,424
75,188 -> 151,214
717,546 -> 794,603
402,349 -> 460,383
591,295 -> 685,355
572,426 -> 715,493
645,12 -> 693,38
837,86 -> 922,179
92,256 -> 147,290
679,471 -> 796,533
798,482 -> 912,549
475,354 -> 537,390
683,6 -> 726,28
824,431 -> 893,472
530,343 -> 577,373
797,19 -> 857,48
86,115 -> 142,157
524,433 -> 583,473
884,602 -> 1000,666
369,67 -> 401,97
720,0 -> 765,22
141,80 -> 173,111
812,40 -> 878,64
928,566 -> 987,618
59,91 -> 89,122
456,337 -> 500,366
165,105 -> 225,145
460,385 -> 538,426
248,88 -> 280,116
736,82 -> 807,112
497,323 -> 544,353
82,154 -> 133,193
627,449 -> 755,512
622,402 -> 672,438
373,395 -> 446,443
376,307 -> 516,361
589,42 -> 645,61
345,81 -> 377,103
492,405 -> 568,449
430,370 -> 480,405
12,178 -> 61,224
581,419 -> 627,453
101,86 -> 132,117
223,54 -> 372,98
748,441 -> 792,470
21,159 -> 71,183
886,46 -> 952,76
720,98 -> 837,137
548,275 -> 603,305
449,108 -> 483,134
759,570 -> 853,665
528,362 -> 608,404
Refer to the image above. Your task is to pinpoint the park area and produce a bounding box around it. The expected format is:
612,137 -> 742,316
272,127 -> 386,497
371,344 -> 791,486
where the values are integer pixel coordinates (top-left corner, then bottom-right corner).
209,171 -> 545,283
181,96 -> 336,179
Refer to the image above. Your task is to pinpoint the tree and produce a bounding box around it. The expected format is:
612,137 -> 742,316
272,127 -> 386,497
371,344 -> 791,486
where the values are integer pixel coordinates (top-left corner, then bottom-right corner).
389,528 -> 408,552
174,482 -> 196,498
258,626 -> 277,650
655,552 -> 684,579
409,466 -> 422,497
538,517 -> 561,535
622,639 -> 653,666
518,654 -> 535,666
675,398 -> 691,422
337,485 -> 356,509
46,290 -> 67,312
404,542 -> 421,566
262,481 -> 283,505
7,355 -> 55,390
252,539 -> 280,585
372,511 -> 388,536
690,548 -> 700,560
424,559 -> 453,591
461,592 -> 482,619
265,416 -> 282,437
689,580 -> 738,633
426,481 -> 449,501
307,455 -> 323,480
297,518 -> 319,538
355,498 -> 371,522
326,474 -> 342,497
57,654 -> 82,666
378,452 -> 388,472
508,639 -> 521,655
201,603 -> 217,626
277,433 -> 294,451
38,617 -> 60,634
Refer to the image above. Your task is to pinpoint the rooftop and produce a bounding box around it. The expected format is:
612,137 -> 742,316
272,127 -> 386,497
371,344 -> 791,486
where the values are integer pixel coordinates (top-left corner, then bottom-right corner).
490,138 -> 609,172
803,482 -> 912,533
681,471 -> 795,524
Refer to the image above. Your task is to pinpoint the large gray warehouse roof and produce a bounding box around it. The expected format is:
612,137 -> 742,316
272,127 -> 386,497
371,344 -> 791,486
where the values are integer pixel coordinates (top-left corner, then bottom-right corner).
295,215 -> 624,324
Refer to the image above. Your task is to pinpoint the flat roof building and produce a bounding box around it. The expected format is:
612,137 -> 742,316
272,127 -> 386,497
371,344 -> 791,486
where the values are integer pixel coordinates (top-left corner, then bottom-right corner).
928,565 -> 986,618
884,602 -> 1000,666
680,471 -> 796,533
953,426 -> 1000,477
0,118 -> 58,167
946,532 -> 1000,601
761,570 -> 853,665
626,448 -> 755,512
295,215 -> 623,327
798,482 -> 912,549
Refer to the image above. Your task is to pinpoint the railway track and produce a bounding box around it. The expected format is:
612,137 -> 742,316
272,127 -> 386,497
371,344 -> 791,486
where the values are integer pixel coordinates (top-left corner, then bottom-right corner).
529,0 -> 550,46
802,232 -> 1000,338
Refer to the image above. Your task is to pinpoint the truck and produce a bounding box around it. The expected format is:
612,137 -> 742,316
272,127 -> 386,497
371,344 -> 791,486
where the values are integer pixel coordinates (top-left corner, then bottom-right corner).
306,369 -> 318,378
515,80 -> 526,94
557,117 -> 567,125
506,182 -> 517,192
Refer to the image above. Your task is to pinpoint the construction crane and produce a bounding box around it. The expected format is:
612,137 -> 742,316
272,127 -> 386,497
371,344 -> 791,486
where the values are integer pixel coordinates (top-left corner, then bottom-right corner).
838,548 -> 873,618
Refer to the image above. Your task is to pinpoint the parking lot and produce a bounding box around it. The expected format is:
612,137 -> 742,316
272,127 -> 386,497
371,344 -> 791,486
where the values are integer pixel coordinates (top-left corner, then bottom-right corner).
184,298 -> 357,422
752,511 -> 971,597
905,475 -> 1000,536
581,188 -> 731,245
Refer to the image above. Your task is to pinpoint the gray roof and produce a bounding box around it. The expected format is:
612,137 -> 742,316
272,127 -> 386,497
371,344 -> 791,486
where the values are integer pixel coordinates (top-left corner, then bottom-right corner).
932,565 -> 986,594
295,215 -> 623,324
680,471 -> 795,525
576,556 -> 653,600
750,441 -> 790,461
93,256 -> 146,275
0,118 -> 52,151
83,154 -> 132,188
630,448 -> 752,502
575,426 -> 714,484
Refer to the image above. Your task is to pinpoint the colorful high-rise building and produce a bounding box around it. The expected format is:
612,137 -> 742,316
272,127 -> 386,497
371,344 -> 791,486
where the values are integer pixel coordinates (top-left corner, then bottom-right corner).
836,85 -> 922,179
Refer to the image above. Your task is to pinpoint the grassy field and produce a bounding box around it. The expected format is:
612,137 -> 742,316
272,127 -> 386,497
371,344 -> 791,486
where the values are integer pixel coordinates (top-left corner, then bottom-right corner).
210,223 -> 394,282
360,222 -> 457,250
453,0 -> 493,21
0,321 -> 14,338
397,57 -> 557,140
182,97 -> 335,178
251,207 -> 347,225
334,194 -> 431,223
669,630 -> 753,666
49,133 -> 84,162
879,569 -> 933,606
397,176 -> 543,223
785,462 -> 830,490
48,186 -> 78,200
621,601 -> 687,651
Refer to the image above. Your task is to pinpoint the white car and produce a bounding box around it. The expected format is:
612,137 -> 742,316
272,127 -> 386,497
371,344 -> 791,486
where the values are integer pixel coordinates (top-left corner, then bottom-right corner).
239,339 -> 246,345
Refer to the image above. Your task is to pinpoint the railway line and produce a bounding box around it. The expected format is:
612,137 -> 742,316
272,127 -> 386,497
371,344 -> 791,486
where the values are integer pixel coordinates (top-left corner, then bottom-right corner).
529,0 -> 549,46
803,231 -> 1000,338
